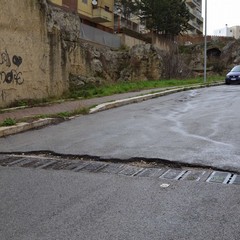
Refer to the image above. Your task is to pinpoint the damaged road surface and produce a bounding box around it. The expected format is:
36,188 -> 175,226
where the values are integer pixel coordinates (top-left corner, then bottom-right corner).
1,153 -> 240,185
2,85 -> 240,240
1,85 -> 240,172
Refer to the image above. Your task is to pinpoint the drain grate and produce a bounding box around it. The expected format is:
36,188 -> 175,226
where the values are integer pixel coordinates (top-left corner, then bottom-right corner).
0,154 -> 239,186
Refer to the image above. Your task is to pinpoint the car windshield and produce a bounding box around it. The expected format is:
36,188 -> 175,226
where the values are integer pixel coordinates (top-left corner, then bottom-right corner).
231,66 -> 240,72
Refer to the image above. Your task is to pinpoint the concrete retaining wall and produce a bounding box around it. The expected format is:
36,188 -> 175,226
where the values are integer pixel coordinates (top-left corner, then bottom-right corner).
0,0 -> 68,108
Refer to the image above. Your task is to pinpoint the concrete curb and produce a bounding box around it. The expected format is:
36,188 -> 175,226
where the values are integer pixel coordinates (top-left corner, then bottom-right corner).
0,118 -> 57,137
89,83 -> 223,114
89,87 -> 185,113
0,82 -> 224,137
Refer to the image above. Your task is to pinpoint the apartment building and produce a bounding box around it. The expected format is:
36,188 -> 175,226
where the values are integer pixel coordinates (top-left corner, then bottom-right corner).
185,0 -> 203,35
49,0 -> 114,32
114,0 -> 203,35
49,0 -> 203,36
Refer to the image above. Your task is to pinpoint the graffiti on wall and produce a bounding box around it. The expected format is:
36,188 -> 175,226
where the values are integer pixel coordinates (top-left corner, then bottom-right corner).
0,50 -> 24,85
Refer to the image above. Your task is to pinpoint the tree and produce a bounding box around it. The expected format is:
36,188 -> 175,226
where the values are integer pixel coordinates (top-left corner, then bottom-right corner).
136,0 -> 190,38
115,0 -> 139,20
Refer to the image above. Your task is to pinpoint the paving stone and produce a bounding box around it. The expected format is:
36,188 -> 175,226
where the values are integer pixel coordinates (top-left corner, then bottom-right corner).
0,154 -> 13,161
37,160 -> 58,169
181,170 -> 206,181
160,169 -> 187,180
206,171 -> 232,184
99,163 -> 125,174
72,162 -> 90,172
42,161 -> 74,170
0,156 -> 22,166
118,166 -> 144,176
136,168 -> 167,178
8,158 -> 34,167
21,158 -> 50,168
80,162 -> 108,172
64,162 -> 82,171
230,175 -> 240,185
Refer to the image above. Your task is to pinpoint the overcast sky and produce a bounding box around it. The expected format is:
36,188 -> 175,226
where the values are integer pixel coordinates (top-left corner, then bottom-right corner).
202,0 -> 240,35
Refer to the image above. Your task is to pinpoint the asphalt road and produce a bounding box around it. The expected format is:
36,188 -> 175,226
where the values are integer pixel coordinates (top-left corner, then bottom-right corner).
1,85 -> 240,172
1,166 -> 240,240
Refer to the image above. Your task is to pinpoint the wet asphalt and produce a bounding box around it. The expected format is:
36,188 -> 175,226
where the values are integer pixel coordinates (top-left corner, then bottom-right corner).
1,85 -> 240,172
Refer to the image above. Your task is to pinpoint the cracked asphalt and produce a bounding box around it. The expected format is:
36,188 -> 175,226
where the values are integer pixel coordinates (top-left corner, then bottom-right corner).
2,85 -> 240,240
1,85 -> 240,172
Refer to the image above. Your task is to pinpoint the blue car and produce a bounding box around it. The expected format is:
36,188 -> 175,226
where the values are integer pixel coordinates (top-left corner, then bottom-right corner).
225,65 -> 240,84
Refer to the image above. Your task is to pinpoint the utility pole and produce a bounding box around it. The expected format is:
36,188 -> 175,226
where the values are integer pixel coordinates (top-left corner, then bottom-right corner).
204,0 -> 207,83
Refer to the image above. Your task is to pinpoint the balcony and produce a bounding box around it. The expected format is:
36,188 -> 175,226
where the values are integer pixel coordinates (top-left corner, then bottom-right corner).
188,19 -> 203,33
188,8 -> 203,22
186,0 -> 201,8
92,7 -> 113,23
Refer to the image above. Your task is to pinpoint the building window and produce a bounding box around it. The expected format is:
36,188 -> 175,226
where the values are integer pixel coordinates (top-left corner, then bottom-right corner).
82,0 -> 87,4
105,6 -> 110,12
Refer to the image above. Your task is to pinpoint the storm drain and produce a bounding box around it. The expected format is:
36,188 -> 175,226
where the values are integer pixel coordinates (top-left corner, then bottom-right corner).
0,154 -> 240,186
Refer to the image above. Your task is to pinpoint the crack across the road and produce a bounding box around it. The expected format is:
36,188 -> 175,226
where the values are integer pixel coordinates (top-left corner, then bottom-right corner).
0,150 -> 235,172
1,152 -> 240,186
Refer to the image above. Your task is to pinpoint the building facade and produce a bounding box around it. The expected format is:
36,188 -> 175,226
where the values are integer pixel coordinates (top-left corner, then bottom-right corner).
50,0 -> 203,36
49,0 -> 114,32
213,25 -> 240,39
114,0 -> 203,35
185,0 -> 203,35
230,26 -> 240,39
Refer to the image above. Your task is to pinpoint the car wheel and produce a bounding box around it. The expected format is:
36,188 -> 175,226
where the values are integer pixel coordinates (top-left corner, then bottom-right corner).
225,80 -> 230,85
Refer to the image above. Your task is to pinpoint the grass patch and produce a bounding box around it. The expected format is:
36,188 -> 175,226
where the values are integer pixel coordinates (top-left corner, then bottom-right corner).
53,108 -> 90,118
0,118 -> 16,127
16,107 -> 90,123
0,76 -> 224,112
67,76 -> 224,99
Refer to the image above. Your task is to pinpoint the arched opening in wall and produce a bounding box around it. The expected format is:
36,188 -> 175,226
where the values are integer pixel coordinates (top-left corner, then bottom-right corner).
207,48 -> 224,74
207,48 -> 221,59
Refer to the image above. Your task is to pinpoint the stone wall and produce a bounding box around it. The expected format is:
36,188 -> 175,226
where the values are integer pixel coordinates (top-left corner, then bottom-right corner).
0,0 -> 68,108
0,0 -> 192,108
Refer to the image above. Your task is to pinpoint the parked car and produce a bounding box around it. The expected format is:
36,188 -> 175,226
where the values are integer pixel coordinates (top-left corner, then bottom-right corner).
225,65 -> 240,84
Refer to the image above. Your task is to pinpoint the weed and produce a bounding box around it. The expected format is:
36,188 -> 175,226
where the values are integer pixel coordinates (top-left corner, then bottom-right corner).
18,108 -> 90,122
1,118 -> 16,127
56,112 -> 72,118
66,76 -> 224,99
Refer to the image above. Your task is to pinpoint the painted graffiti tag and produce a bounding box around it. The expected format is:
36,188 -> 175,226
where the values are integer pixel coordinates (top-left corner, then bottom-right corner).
0,50 -> 24,85
0,50 -> 11,67
0,70 -> 24,85
12,55 -> 22,67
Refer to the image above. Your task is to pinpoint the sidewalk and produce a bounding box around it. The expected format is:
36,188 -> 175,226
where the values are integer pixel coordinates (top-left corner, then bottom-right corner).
0,87 -> 179,122
0,83 -> 223,137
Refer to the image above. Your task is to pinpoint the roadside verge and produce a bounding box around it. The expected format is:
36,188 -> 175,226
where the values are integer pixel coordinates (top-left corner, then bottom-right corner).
0,83 -> 223,137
